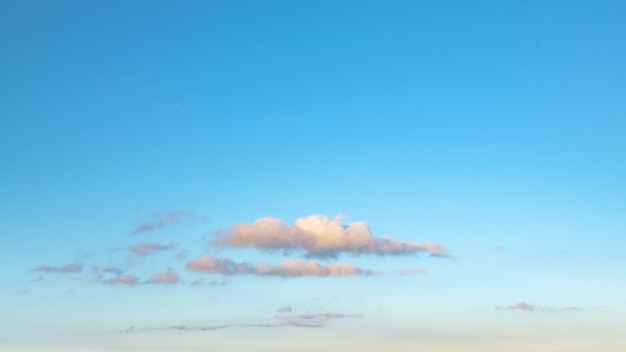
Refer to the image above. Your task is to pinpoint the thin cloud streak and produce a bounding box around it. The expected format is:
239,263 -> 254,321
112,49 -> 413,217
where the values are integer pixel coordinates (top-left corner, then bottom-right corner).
131,210 -> 203,235
276,312 -> 364,328
123,310 -> 363,333
103,274 -> 139,286
34,262 -> 83,274
92,265 -> 125,280
394,268 -> 427,276
213,214 -> 449,258
276,306 -> 292,313
209,278 -> 230,286
130,242 -> 178,256
495,302 -> 585,312
186,256 -> 368,277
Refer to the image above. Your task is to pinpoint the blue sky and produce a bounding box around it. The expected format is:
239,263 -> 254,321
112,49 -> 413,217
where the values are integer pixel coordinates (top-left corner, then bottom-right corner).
1,1 -> 625,351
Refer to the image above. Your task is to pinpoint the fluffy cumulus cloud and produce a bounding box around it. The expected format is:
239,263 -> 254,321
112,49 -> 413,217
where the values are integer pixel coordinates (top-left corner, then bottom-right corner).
213,214 -> 449,258
186,256 -> 367,277
130,242 -> 178,256
131,210 -> 203,235
34,262 -> 83,274
146,271 -> 180,285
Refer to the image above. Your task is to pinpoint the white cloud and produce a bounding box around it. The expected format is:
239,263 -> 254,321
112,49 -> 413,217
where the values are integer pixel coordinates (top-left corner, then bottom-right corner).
214,214 -> 449,258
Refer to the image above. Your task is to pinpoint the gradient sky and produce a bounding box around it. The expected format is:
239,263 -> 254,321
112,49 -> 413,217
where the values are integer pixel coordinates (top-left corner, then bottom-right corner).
1,1 -> 625,351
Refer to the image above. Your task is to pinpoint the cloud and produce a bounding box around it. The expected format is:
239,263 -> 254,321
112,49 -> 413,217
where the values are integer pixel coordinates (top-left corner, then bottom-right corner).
186,256 -> 368,277
174,249 -> 189,261
186,256 -> 254,275
276,306 -> 292,313
123,310 -> 363,333
495,302 -> 584,312
103,274 -> 139,286
130,242 -> 178,256
209,278 -> 231,286
92,265 -> 124,280
131,210 -> 203,235
169,324 -> 230,331
34,262 -> 83,274
189,279 -> 205,287
146,271 -> 180,285
257,259 -> 365,277
213,214 -> 449,258
124,324 -> 230,333
508,302 -> 537,312
394,268 -> 426,276
276,312 -> 364,328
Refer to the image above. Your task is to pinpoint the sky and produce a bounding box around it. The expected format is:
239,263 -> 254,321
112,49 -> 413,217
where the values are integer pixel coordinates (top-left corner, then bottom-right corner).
1,0 -> 625,351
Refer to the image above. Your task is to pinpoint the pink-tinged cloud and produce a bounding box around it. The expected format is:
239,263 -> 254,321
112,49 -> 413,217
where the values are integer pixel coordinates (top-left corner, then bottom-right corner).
186,256 -> 254,275
276,306 -> 293,313
256,259 -> 364,277
131,210 -> 203,235
276,312 -> 364,327
213,214 -> 449,258
510,302 -> 536,312
186,256 -> 367,278
394,268 -> 427,275
34,262 -> 83,274
130,242 -> 178,256
103,274 -> 138,286
146,271 -> 179,285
